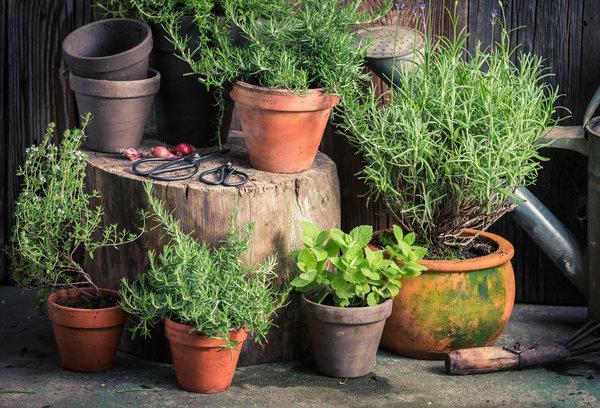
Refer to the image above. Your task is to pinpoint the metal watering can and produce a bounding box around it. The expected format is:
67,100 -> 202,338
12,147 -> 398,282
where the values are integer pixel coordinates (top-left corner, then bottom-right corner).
356,27 -> 600,321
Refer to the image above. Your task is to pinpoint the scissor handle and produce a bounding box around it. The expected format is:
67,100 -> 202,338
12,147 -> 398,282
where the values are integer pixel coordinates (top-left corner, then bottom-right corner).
132,157 -> 182,176
199,163 -> 249,186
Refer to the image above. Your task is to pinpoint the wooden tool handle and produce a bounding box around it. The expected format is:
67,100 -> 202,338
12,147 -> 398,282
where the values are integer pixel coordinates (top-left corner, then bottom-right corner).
445,347 -> 520,375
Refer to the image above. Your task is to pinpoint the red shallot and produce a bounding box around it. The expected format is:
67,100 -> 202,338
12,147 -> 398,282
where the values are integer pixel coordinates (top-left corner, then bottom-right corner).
152,146 -> 179,158
123,148 -> 146,161
168,143 -> 195,156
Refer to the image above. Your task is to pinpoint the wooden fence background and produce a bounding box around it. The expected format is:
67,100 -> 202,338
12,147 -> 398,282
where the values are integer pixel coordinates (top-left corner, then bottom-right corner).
1,0 -> 598,306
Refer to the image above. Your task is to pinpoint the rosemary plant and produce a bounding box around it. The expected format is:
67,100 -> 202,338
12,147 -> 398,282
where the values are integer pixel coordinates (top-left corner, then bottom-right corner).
119,181 -> 290,350
6,115 -> 145,310
340,3 -> 563,247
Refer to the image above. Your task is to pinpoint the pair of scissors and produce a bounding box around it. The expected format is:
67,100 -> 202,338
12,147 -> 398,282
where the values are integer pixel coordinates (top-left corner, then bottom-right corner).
199,162 -> 249,186
132,149 -> 230,181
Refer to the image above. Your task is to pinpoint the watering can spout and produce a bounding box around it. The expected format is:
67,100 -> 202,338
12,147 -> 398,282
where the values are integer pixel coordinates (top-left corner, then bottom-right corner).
510,187 -> 587,296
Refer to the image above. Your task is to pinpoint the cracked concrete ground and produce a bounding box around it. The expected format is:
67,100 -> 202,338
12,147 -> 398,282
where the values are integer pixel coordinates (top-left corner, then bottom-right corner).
1,285 -> 599,408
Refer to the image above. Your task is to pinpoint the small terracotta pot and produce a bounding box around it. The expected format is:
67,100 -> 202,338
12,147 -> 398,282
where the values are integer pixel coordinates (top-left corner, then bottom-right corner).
301,294 -> 392,378
371,229 -> 515,360
46,288 -> 128,372
230,81 -> 339,173
69,69 -> 160,153
164,316 -> 247,393
62,18 -> 153,81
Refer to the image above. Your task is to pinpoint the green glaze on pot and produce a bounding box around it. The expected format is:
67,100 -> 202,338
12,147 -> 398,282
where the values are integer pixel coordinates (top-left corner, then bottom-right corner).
376,230 -> 515,360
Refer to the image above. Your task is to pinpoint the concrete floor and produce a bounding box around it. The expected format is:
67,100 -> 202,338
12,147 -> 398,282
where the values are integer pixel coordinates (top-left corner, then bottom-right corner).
1,286 -> 599,408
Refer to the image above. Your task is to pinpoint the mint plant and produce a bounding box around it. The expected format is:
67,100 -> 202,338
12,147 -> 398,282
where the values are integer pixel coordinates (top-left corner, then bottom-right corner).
119,181 -> 290,350
287,222 -> 426,307
6,115 -> 145,311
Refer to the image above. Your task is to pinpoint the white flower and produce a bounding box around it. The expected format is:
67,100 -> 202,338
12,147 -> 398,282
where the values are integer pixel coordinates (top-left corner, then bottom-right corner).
47,153 -> 53,159
55,165 -> 60,171
25,147 -> 30,153
25,161 -> 31,165
40,177 -> 46,182
57,208 -> 65,214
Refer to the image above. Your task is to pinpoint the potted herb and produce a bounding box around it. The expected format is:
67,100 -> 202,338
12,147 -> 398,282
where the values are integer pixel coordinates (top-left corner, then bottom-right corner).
96,0 -> 290,148
286,222 -> 426,378
340,4 -> 562,359
165,0 -> 393,173
119,181 -> 290,393
5,115 -> 145,372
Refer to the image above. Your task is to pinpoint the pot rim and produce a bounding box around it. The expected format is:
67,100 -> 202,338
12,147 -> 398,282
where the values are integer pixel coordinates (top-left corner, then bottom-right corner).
230,80 -> 340,111
164,315 -> 248,347
300,293 -> 393,324
69,69 -> 161,98
47,287 -> 123,312
62,18 -> 152,65
370,228 -> 514,272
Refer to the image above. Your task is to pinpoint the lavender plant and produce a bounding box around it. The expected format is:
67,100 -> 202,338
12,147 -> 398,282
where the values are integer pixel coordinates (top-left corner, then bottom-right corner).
6,115 -> 146,310
119,181 -> 290,350
339,3 -> 563,247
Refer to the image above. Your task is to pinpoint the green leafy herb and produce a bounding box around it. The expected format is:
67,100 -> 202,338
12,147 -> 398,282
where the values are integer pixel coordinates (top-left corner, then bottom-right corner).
286,222 -> 427,307
119,181 -> 290,350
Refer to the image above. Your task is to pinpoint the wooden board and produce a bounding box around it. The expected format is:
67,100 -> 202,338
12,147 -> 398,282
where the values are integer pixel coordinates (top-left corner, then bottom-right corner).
83,130 -> 341,366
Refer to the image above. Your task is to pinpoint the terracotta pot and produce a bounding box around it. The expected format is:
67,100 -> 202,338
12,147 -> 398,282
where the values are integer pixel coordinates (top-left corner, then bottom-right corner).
164,316 -> 247,393
230,81 -> 340,173
46,288 -> 128,372
372,229 -> 515,360
301,294 -> 392,378
63,18 -> 153,81
69,69 -> 160,153
149,16 -> 240,147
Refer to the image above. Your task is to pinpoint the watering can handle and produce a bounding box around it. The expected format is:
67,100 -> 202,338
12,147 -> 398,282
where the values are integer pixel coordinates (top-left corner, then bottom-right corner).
583,85 -> 600,128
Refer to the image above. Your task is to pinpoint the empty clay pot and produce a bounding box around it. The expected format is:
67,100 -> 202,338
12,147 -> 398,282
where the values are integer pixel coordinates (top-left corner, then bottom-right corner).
372,229 -> 515,360
164,316 -> 247,393
230,81 -> 340,173
69,69 -> 160,153
46,288 -> 128,373
63,18 -> 153,81
149,16 -> 245,146
301,294 -> 392,378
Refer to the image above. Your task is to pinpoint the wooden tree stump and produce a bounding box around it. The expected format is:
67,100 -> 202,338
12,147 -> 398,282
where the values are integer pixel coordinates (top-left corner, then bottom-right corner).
83,130 -> 341,366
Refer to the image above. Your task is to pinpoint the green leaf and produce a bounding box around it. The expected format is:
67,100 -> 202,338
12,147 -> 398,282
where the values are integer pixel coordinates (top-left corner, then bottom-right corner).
349,225 -> 373,248
312,287 -> 331,304
315,230 -> 330,246
299,269 -> 317,282
367,292 -> 378,307
291,275 -> 311,288
412,247 -> 427,262
324,239 -> 340,258
331,276 -> 346,290
392,225 -> 404,243
301,221 -> 320,241
298,248 -> 316,270
345,268 -> 366,284
294,280 -> 318,292
403,232 -> 415,246
300,236 -> 314,248
361,267 -> 380,280
311,248 -> 329,262
330,257 -> 346,271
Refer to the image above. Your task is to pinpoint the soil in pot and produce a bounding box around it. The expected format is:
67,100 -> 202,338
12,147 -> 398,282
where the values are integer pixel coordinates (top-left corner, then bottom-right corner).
230,81 -> 339,173
62,18 -> 153,81
370,229 -> 515,360
164,316 -> 247,393
301,294 -> 392,378
46,288 -> 128,372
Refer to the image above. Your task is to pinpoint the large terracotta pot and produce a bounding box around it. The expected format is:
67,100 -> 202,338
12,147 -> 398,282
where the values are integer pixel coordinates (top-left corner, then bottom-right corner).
301,294 -> 392,378
149,16 -> 241,146
373,229 -> 515,360
46,288 -> 128,372
230,81 -> 339,173
69,69 -> 160,153
164,316 -> 247,393
62,18 -> 152,81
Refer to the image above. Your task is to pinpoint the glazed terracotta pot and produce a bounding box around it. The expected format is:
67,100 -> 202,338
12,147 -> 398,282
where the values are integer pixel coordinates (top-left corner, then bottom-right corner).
149,16 -> 241,146
69,69 -> 160,153
46,288 -> 128,372
301,294 -> 392,378
230,81 -> 340,173
164,316 -> 247,393
372,229 -> 515,360
63,18 -> 153,81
